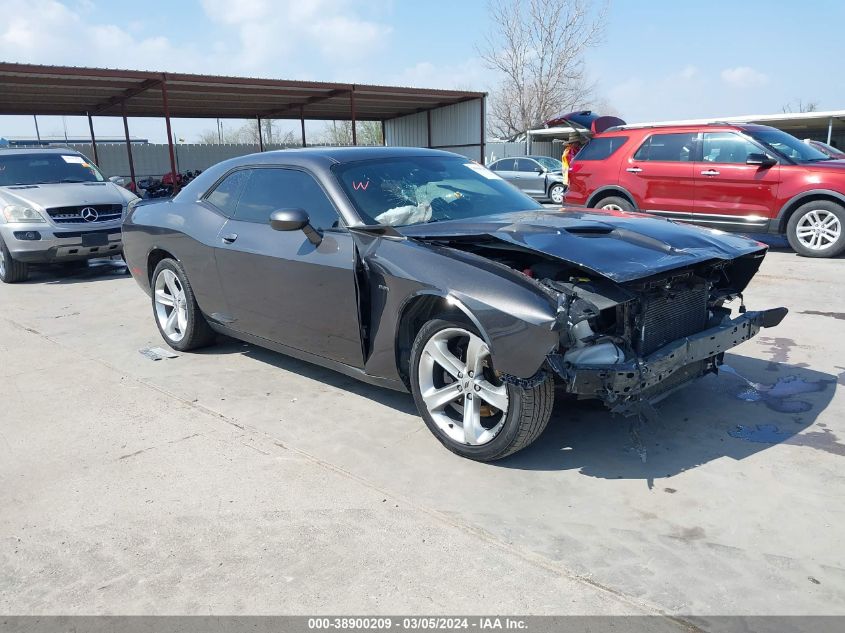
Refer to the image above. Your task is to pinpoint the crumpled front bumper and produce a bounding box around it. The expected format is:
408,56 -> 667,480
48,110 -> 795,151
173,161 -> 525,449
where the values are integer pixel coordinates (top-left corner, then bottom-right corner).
548,307 -> 788,405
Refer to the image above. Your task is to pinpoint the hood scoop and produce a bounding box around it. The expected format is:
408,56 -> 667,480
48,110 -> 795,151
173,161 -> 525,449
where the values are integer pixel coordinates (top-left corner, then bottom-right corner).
564,225 -> 614,236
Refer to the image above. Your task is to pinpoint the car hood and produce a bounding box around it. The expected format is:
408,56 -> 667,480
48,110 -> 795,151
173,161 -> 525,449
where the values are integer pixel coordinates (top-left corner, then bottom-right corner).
399,208 -> 767,283
0,182 -> 129,210
805,159 -> 845,172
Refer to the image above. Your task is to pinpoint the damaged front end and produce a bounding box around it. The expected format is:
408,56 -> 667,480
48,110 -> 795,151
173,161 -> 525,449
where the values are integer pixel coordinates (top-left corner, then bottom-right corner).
540,254 -> 787,415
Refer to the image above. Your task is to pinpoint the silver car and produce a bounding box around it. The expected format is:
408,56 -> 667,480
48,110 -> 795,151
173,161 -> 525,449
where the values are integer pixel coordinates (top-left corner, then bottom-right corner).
0,148 -> 137,283
488,155 -> 566,204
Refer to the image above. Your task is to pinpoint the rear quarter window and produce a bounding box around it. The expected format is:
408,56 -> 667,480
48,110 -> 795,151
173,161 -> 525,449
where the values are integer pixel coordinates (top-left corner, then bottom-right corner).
574,136 -> 629,161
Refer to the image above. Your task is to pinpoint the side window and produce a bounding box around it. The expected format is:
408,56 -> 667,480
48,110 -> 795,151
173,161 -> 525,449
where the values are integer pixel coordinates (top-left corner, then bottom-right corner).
206,170 -> 249,217
633,133 -> 695,162
234,168 -> 341,230
516,159 -> 540,172
701,132 -> 760,164
575,136 -> 629,161
494,158 -> 515,171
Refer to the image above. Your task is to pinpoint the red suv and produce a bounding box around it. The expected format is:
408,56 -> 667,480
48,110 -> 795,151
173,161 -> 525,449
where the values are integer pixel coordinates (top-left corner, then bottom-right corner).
560,112 -> 845,258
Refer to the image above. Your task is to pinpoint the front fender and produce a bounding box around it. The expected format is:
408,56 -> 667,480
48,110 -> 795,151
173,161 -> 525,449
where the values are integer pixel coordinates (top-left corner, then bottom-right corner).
357,235 -> 561,381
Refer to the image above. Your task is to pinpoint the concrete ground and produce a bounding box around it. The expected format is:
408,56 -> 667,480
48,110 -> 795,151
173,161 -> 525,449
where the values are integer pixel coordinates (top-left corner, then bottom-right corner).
1,249 -> 843,620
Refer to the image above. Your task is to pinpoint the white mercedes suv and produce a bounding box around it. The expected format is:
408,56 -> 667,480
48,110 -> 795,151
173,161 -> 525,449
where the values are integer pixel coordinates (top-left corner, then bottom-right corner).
0,148 -> 138,283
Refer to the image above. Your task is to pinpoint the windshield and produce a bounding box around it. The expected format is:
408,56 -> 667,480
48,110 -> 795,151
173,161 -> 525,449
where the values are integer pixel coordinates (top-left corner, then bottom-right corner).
0,153 -> 105,186
333,156 -> 542,227
747,129 -> 831,163
534,156 -> 563,171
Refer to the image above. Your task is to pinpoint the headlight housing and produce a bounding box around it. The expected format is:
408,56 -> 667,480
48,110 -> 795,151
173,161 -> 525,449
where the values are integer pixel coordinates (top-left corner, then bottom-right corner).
3,205 -> 46,224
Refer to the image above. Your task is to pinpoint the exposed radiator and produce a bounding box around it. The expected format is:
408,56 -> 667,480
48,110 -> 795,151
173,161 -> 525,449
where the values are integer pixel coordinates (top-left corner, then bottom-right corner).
636,287 -> 708,356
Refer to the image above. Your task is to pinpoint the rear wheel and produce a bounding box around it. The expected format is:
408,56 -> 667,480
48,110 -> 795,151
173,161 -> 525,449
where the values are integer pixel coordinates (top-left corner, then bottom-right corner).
0,236 -> 29,284
549,183 -> 565,205
786,200 -> 845,258
594,195 -> 634,212
151,258 -> 216,351
409,318 -> 554,461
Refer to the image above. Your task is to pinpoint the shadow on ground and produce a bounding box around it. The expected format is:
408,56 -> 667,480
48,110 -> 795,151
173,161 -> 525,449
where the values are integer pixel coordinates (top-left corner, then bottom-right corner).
202,335 -> 840,482
23,258 -> 129,284
502,353 -> 839,484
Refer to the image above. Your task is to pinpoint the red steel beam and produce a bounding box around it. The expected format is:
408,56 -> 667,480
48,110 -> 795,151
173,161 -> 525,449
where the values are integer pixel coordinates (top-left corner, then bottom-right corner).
121,103 -> 136,189
300,106 -> 306,147
350,88 -> 357,146
87,113 -> 99,165
92,78 -> 161,115
257,115 -> 264,151
161,81 -> 179,194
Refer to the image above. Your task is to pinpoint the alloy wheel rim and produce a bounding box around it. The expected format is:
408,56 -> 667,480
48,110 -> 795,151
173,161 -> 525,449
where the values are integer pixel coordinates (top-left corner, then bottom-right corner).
551,186 -> 564,204
153,269 -> 189,342
796,209 -> 841,250
602,203 -> 623,211
418,327 -> 509,446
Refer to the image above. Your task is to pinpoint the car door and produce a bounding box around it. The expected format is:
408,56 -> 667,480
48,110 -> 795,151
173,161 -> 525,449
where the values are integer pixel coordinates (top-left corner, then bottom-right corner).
212,166 -> 363,367
619,132 -> 697,218
693,131 -> 781,230
512,158 -> 544,196
490,158 -> 519,190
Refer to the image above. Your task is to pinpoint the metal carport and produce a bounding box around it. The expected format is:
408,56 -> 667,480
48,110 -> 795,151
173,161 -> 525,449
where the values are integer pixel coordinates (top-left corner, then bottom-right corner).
0,63 -> 486,192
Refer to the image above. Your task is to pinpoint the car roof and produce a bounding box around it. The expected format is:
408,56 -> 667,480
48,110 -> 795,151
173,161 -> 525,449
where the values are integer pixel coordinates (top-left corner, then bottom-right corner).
599,122 -> 775,136
0,147 -> 83,156
255,145 -> 459,164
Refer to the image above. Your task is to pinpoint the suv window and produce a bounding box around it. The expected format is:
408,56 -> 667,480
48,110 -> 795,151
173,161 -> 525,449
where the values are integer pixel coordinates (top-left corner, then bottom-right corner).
575,136 -> 629,161
701,132 -> 760,164
206,169 -> 249,217
234,168 -> 341,230
492,158 -> 515,171
633,133 -> 695,162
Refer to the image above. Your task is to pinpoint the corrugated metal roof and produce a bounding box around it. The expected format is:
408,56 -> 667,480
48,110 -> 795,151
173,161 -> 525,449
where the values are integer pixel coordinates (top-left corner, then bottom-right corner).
0,63 -> 486,121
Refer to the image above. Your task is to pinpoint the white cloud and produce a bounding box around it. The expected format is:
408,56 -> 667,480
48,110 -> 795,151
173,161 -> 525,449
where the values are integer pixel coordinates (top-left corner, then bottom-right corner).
396,58 -> 490,91
679,65 -> 698,80
199,0 -> 392,73
720,66 -> 768,87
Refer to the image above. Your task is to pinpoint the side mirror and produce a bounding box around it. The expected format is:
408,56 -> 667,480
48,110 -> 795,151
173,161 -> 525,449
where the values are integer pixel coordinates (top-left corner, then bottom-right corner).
109,176 -> 126,186
535,166 -> 545,174
269,208 -> 322,245
747,153 -> 777,167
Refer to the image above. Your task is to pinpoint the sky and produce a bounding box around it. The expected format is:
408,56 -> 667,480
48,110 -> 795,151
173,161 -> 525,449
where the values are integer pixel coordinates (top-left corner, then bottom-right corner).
0,0 -> 841,143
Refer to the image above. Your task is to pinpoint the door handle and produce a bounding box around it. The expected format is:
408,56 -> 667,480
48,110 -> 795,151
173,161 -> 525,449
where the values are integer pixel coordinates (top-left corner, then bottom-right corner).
625,167 -> 643,173
700,169 -> 720,176
221,233 -> 238,244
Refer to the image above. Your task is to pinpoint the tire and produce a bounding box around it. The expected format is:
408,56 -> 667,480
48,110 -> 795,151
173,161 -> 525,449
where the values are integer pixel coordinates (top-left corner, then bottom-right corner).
594,195 -> 634,213
0,235 -> 29,284
786,200 -> 845,258
548,183 -> 565,205
150,258 -> 216,351
409,317 -> 554,461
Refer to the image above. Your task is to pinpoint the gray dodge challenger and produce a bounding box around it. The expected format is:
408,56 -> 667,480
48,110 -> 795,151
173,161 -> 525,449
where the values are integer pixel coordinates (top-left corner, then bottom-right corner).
122,147 -> 786,461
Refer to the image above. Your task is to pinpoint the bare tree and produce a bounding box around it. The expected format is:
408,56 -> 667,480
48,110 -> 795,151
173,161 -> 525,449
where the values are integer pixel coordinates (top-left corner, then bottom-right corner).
478,0 -> 606,138
319,120 -> 383,146
782,99 -> 820,114
197,119 -> 295,145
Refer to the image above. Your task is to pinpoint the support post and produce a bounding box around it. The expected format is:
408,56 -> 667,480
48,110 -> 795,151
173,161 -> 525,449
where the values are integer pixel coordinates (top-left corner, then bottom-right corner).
121,104 -> 136,189
828,117 -> 834,145
426,110 -> 432,148
87,113 -> 99,165
160,81 -> 179,194
479,97 -> 486,165
350,88 -> 357,146
300,106 -> 306,147
33,115 -> 41,143
257,115 -> 264,151
381,120 -> 386,146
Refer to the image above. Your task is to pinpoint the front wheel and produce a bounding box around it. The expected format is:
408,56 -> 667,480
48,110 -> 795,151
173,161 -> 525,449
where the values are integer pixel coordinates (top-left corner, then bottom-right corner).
151,258 -> 216,351
0,236 -> 29,284
410,318 -> 554,461
786,200 -> 845,258
548,183 -> 565,205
